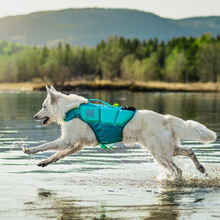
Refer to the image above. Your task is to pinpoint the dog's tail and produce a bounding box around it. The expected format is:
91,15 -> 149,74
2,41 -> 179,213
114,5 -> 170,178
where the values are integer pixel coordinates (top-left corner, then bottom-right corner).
166,115 -> 216,143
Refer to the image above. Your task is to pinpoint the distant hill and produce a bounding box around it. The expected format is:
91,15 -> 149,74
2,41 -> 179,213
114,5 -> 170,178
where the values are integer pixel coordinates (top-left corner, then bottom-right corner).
0,8 -> 220,47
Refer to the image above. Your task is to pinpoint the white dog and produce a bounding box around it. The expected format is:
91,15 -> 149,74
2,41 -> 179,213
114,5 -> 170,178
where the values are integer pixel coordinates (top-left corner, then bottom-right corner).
23,86 -> 216,179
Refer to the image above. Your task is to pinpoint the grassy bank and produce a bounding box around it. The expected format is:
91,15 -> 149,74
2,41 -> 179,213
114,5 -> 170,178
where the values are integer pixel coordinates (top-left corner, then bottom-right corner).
36,81 -> 220,93
1,81 -> 220,92
0,82 -> 45,91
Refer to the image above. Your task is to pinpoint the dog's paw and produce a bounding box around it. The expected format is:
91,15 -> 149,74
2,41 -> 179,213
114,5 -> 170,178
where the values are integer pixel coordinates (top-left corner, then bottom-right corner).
23,148 -> 32,154
198,165 -> 206,174
37,161 -> 48,167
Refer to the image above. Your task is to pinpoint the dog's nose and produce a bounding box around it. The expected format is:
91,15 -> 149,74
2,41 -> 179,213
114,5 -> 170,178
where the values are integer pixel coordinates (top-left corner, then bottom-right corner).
34,115 -> 38,120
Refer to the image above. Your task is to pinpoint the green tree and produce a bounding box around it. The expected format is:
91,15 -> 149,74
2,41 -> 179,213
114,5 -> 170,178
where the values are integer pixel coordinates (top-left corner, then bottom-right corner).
141,52 -> 161,81
152,37 -> 158,52
40,46 -> 49,65
97,39 -> 106,51
120,54 -> 136,80
165,47 -> 186,82
98,36 -> 124,80
64,43 -> 71,67
43,53 -> 70,86
158,41 -> 166,68
17,48 -> 41,81
197,43 -> 220,82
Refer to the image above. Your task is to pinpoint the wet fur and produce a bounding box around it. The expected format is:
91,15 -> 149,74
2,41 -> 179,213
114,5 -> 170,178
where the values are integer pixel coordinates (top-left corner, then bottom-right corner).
24,86 -> 217,179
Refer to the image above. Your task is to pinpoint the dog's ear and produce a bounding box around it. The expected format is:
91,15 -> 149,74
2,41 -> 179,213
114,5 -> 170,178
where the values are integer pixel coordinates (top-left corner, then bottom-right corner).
50,85 -> 57,93
46,85 -> 58,104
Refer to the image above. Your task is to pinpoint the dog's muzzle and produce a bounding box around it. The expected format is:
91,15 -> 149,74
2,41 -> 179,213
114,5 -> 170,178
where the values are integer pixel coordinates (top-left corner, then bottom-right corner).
34,115 -> 39,120
34,114 -> 50,125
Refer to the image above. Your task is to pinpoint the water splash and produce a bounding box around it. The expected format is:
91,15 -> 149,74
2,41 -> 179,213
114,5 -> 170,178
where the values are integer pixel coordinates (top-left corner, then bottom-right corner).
157,157 -> 220,188
180,163 -> 220,188
28,156 -> 37,165
11,139 -> 27,151
12,139 -> 38,165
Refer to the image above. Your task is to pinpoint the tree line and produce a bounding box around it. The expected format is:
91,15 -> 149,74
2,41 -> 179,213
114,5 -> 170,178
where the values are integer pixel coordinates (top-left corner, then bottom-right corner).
0,33 -> 220,85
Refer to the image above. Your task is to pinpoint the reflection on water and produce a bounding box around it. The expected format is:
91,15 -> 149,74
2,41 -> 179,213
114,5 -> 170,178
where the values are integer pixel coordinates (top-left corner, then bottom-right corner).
22,186 -> 220,220
1,91 -> 220,219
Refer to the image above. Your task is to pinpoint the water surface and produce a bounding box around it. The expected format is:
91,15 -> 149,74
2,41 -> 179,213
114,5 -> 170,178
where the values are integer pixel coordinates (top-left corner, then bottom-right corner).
0,91 -> 220,220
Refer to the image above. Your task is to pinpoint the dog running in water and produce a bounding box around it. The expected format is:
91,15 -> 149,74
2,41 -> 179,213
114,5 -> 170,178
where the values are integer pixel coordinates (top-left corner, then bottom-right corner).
23,86 -> 216,179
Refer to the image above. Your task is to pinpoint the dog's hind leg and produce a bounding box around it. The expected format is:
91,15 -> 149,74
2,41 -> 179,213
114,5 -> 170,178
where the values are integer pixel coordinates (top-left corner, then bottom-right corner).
149,150 -> 182,179
173,145 -> 205,174
37,144 -> 83,167
160,159 -> 182,179
23,138 -> 66,155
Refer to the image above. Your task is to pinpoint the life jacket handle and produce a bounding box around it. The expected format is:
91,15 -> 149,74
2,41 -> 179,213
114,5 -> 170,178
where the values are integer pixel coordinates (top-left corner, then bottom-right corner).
88,99 -> 113,107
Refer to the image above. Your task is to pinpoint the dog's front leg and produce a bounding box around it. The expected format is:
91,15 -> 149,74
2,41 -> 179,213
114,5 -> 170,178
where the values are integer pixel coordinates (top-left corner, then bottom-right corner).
23,138 -> 64,155
37,144 -> 83,167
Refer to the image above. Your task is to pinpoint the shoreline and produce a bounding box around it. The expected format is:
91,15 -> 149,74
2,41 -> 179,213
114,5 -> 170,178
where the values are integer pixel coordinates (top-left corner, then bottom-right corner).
1,81 -> 220,92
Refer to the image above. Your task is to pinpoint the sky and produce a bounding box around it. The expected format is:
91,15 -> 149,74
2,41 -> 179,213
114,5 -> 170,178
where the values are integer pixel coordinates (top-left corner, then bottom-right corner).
0,0 -> 220,19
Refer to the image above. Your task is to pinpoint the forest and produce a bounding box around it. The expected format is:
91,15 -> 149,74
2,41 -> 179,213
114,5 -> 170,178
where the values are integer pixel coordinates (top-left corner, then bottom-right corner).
0,32 -> 220,85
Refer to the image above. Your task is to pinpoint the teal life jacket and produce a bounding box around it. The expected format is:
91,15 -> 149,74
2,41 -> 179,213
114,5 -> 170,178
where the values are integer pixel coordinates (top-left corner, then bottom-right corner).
64,99 -> 137,145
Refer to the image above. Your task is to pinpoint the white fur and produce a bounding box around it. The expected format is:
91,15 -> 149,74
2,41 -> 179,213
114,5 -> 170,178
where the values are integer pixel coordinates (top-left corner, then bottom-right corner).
24,86 -> 217,179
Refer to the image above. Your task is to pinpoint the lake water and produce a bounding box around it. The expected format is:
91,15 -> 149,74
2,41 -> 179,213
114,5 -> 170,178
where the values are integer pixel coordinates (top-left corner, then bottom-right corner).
0,91 -> 220,220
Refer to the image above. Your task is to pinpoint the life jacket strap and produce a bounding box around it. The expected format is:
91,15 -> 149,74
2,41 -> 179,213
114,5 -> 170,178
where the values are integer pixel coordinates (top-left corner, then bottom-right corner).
88,99 -> 113,107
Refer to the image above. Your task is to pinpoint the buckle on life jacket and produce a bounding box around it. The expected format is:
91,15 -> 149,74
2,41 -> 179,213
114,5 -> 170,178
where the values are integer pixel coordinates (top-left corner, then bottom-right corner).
100,144 -> 114,151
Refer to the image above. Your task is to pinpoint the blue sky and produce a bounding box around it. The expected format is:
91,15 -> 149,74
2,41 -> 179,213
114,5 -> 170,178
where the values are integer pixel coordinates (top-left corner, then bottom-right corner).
0,0 -> 220,19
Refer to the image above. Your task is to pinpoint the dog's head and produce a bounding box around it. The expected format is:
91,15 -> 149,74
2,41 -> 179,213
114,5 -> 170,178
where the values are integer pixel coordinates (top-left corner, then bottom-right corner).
34,85 -> 88,126
34,85 -> 58,126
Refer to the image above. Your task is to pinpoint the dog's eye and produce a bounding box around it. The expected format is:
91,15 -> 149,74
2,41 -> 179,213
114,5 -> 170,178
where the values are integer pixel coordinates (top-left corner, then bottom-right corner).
43,105 -> 46,108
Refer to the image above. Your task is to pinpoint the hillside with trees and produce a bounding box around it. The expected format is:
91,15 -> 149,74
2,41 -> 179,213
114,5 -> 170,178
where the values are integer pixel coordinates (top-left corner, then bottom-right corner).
0,33 -> 220,85
0,8 -> 220,46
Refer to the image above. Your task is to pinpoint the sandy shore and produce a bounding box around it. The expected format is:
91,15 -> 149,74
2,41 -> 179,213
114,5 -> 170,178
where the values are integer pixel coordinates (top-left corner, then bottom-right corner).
0,82 -> 45,91
1,81 -> 220,92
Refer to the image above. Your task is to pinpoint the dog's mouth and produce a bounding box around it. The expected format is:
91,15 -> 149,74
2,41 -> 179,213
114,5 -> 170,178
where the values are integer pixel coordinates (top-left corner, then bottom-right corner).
42,117 -> 50,125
